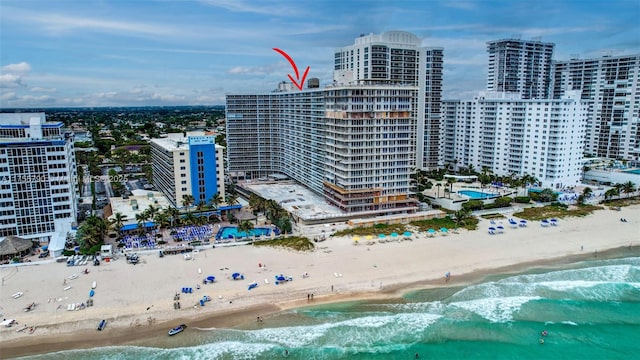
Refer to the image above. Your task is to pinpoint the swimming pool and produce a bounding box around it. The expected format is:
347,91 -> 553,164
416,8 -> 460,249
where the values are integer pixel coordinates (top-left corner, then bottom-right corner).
458,190 -> 499,200
215,226 -> 279,240
624,169 -> 640,175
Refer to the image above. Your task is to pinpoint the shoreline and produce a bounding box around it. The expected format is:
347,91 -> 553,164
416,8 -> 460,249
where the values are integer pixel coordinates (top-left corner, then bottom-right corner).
2,246 -> 638,358
1,205 -> 638,358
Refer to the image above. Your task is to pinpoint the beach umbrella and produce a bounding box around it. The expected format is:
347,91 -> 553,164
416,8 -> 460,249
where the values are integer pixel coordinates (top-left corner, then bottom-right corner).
427,229 -> 436,237
391,232 -> 398,237
378,234 -> 386,238
403,231 -> 412,237
440,228 -> 448,233
353,236 -> 360,241
488,227 -> 496,231
496,225 -> 505,233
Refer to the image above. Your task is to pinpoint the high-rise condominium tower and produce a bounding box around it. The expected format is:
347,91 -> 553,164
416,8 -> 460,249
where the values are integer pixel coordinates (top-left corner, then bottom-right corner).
487,38 -> 554,99
0,113 -> 78,249
552,54 -> 640,161
333,31 -> 443,169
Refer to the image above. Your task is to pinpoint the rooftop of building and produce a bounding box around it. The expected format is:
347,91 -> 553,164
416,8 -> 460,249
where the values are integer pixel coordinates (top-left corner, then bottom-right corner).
108,189 -> 172,224
150,131 -> 223,151
0,113 -> 63,128
241,181 -> 346,221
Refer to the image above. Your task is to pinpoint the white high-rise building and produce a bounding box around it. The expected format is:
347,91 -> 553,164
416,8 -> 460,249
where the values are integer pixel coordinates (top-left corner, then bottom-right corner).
442,91 -> 588,189
551,54 -> 640,161
487,38 -> 555,99
150,132 -> 225,208
0,113 -> 78,245
226,84 -> 419,216
334,31 -> 443,169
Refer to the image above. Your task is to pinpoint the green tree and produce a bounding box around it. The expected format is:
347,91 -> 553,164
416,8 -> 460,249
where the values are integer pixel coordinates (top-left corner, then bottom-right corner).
77,215 -> 108,250
237,220 -> 255,238
182,194 -> 195,211
446,177 -> 456,199
623,181 -> 636,198
110,212 -> 126,238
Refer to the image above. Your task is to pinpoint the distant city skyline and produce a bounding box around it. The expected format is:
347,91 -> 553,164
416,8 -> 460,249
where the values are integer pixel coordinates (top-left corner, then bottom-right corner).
1,0 -> 638,108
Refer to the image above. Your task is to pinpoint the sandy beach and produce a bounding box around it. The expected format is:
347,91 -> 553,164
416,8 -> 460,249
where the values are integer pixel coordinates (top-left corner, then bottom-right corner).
1,205 -> 639,358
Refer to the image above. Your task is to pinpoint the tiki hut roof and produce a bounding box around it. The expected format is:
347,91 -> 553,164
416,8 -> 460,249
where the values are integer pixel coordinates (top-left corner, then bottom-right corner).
0,236 -> 35,257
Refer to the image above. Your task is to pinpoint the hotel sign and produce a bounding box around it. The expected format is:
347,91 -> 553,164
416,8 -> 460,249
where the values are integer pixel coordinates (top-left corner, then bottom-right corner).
188,136 -> 215,145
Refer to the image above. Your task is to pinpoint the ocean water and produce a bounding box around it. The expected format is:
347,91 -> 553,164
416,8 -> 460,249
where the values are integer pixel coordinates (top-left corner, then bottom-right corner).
18,257 -> 640,360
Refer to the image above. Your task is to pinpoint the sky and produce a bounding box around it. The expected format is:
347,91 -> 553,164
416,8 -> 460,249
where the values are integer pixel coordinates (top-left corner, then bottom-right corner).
0,0 -> 638,108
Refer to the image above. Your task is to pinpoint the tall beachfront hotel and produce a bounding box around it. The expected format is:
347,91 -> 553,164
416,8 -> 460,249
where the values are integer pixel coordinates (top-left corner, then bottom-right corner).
226,31 -> 442,216
442,91 -> 589,189
150,132 -> 225,208
486,38 -> 555,99
0,113 -> 78,246
551,54 -> 640,161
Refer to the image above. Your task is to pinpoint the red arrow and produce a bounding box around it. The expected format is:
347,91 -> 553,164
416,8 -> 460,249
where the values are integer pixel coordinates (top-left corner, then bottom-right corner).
273,48 -> 310,91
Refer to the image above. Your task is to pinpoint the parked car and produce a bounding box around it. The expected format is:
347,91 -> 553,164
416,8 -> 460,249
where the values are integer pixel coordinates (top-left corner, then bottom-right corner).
38,251 -> 49,258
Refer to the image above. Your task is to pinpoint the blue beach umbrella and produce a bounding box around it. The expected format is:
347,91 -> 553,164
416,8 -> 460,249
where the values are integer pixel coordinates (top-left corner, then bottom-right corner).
403,231 -> 412,237
391,232 -> 398,237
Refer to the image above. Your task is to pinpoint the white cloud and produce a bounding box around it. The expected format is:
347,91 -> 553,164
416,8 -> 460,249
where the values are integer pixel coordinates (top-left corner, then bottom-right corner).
0,62 -> 33,88
199,0 -> 305,16
0,91 -> 17,101
30,86 -> 57,93
227,62 -> 288,76
0,73 -> 25,88
2,62 -> 31,74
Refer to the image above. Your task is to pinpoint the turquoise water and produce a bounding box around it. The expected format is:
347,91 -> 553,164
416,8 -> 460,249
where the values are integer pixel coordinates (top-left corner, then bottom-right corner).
17,257 -> 640,360
458,190 -> 499,199
215,226 -> 273,240
623,169 -> 640,175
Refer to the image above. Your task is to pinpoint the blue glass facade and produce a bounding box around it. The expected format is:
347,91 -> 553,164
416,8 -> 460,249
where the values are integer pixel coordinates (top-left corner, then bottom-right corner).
188,136 -> 218,205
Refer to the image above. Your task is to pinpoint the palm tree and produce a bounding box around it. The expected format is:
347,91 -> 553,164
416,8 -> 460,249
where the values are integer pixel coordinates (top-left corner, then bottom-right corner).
237,220 -> 254,239
182,194 -> 195,212
182,212 -> 197,226
446,177 -> 456,199
453,208 -> 471,226
208,192 -> 222,210
165,206 -> 181,228
110,212 -> 126,238
622,181 -> 636,198
604,188 -> 618,201
154,211 -> 171,231
478,174 -> 491,192
435,183 -> 442,198
78,215 -> 108,250
579,187 -> 593,204
135,212 -> 149,236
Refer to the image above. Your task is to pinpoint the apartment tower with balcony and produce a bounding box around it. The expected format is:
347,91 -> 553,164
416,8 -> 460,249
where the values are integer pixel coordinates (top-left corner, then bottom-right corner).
0,113 -> 78,245
551,54 -> 640,161
442,91 -> 588,189
487,38 -> 555,99
334,31 -> 443,169
226,84 -> 418,216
